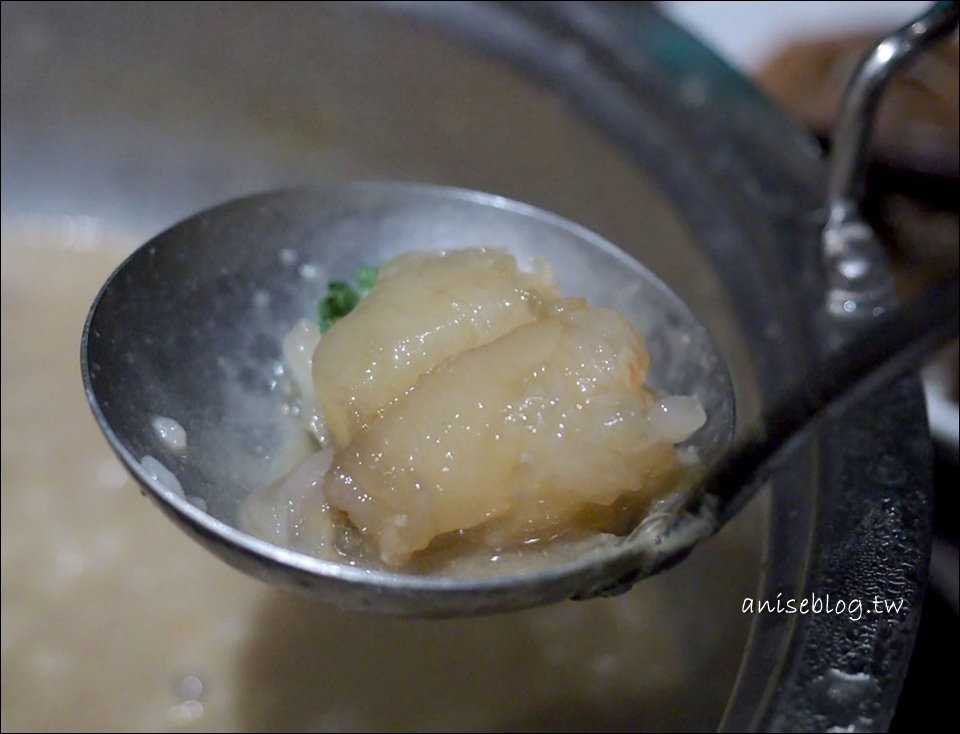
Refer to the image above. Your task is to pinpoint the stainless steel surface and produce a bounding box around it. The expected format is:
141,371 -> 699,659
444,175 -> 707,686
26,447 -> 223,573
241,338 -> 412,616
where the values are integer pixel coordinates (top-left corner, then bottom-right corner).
1,1 -> 937,731
822,1 -> 959,318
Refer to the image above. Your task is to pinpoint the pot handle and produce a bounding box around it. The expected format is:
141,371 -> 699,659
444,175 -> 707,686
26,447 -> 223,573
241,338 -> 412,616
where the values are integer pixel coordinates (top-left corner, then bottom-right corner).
822,0 -> 958,319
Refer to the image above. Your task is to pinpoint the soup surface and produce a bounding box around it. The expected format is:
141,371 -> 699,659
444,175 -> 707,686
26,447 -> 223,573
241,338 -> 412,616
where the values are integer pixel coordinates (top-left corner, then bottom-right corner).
1,223 -> 761,732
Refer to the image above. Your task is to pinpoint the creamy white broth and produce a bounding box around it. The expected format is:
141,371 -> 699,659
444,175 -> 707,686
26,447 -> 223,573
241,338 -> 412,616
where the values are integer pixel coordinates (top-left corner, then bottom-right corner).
0,225 -> 761,732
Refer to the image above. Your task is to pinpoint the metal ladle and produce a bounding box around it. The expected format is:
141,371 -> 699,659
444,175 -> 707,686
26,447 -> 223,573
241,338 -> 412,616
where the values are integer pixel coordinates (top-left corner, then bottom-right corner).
81,2 -> 958,616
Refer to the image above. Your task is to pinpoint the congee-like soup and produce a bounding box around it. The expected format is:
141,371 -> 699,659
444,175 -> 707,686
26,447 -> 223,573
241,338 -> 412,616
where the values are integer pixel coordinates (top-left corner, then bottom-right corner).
1,221 -> 762,731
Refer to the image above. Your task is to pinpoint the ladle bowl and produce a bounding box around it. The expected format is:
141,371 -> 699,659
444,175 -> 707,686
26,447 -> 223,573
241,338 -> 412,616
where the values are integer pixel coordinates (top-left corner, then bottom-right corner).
82,182 -> 736,617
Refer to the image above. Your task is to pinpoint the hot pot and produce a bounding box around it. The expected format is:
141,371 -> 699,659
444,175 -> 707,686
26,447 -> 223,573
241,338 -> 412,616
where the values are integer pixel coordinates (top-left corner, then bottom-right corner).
0,2 -> 934,730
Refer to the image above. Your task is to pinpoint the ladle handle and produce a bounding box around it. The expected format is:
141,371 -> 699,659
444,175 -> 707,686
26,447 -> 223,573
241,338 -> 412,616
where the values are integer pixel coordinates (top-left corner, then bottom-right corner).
712,273 -> 958,529
822,0 -> 959,319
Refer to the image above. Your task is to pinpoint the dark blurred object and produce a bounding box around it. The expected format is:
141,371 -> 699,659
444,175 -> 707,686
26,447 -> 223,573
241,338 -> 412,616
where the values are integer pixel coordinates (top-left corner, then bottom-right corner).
756,29 -> 959,298
755,29 -> 958,178
755,23 -> 959,463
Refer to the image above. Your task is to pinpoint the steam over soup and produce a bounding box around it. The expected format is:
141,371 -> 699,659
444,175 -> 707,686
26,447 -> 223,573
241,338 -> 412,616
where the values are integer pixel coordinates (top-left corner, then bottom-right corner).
242,248 -> 705,572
